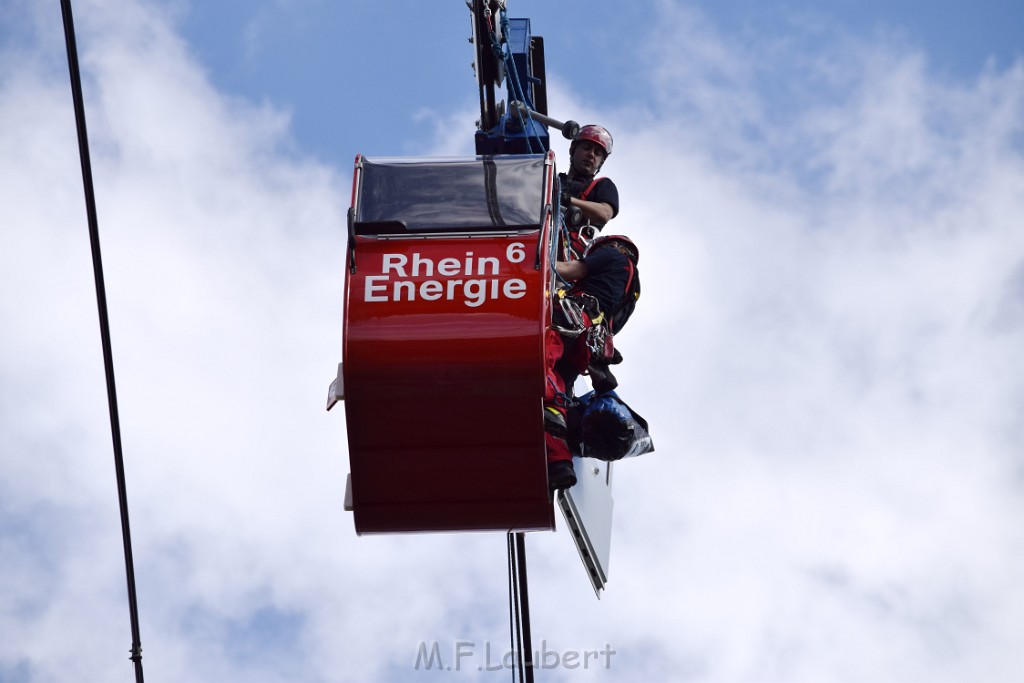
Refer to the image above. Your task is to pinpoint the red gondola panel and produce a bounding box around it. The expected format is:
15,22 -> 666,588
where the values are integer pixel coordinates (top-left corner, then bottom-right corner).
341,154 -> 557,533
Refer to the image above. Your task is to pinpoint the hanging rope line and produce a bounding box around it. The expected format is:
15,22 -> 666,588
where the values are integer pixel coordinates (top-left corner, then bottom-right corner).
59,2 -> 145,681
481,6 -> 575,274
500,20 -> 540,153
483,7 -> 548,155
550,178 -> 576,284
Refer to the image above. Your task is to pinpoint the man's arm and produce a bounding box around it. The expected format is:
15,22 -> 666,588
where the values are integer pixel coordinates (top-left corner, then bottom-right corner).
555,259 -> 588,281
569,196 -> 615,225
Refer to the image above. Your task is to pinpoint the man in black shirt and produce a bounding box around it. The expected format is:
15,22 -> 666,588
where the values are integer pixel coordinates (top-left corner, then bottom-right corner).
563,170 -> 617,225
558,124 -> 619,258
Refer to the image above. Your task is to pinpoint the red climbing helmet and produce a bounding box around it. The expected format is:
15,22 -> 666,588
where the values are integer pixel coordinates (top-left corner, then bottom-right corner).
573,124 -> 613,156
586,234 -> 638,264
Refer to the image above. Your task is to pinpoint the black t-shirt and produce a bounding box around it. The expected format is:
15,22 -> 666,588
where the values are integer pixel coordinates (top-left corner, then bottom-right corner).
578,247 -> 633,314
560,174 -> 620,223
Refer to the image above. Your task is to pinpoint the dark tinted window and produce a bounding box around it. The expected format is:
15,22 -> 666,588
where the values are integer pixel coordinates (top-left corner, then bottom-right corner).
357,156 -> 547,232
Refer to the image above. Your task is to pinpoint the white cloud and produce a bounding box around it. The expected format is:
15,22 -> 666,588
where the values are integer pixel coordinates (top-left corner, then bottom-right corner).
536,4 -> 1024,682
2,0 -> 1022,681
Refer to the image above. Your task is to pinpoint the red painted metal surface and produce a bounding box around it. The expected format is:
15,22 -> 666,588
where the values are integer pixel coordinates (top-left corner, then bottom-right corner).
342,154 -> 557,533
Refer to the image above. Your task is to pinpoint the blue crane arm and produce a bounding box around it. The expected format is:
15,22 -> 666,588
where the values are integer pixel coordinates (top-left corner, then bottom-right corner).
469,0 -> 575,155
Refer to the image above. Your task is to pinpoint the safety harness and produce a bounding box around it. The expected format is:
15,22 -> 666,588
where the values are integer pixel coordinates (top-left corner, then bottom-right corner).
562,175 -> 607,260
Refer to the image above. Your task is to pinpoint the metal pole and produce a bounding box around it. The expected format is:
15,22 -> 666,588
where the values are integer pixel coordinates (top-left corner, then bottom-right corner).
59,2 -> 144,680
510,101 -> 579,140
507,532 -> 535,683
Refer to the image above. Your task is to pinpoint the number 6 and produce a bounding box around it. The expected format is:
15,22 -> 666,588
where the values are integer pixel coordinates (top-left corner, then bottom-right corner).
506,242 -> 526,263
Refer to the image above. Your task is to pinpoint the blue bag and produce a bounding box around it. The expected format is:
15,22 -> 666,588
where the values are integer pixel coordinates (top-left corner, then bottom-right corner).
573,390 -> 655,461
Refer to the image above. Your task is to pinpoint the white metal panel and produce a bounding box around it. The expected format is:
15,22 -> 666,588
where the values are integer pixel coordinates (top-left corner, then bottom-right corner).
557,457 -> 614,597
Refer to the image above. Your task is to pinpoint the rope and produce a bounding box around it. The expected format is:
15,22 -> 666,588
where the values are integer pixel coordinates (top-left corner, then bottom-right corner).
60,2 -> 144,681
550,176 -> 577,286
483,9 -> 547,154
547,375 -> 578,410
499,12 -> 540,154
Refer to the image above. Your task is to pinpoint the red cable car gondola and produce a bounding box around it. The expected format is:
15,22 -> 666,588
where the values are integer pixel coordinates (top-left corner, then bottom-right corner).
328,152 -> 559,534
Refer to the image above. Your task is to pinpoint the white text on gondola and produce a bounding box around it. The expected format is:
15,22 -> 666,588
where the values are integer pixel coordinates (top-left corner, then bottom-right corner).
363,244 -> 528,308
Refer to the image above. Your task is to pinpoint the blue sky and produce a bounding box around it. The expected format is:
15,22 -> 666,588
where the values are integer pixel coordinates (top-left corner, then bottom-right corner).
2,1 -> 1023,682
174,0 -> 1022,164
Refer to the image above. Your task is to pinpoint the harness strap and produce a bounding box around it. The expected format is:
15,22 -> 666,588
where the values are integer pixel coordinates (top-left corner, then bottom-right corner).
579,177 -> 604,201
565,178 -> 604,260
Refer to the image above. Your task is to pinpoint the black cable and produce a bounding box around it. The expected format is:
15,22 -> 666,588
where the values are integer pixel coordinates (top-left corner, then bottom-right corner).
506,533 -> 522,683
513,533 -> 535,683
507,533 -> 535,683
59,2 -> 144,681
